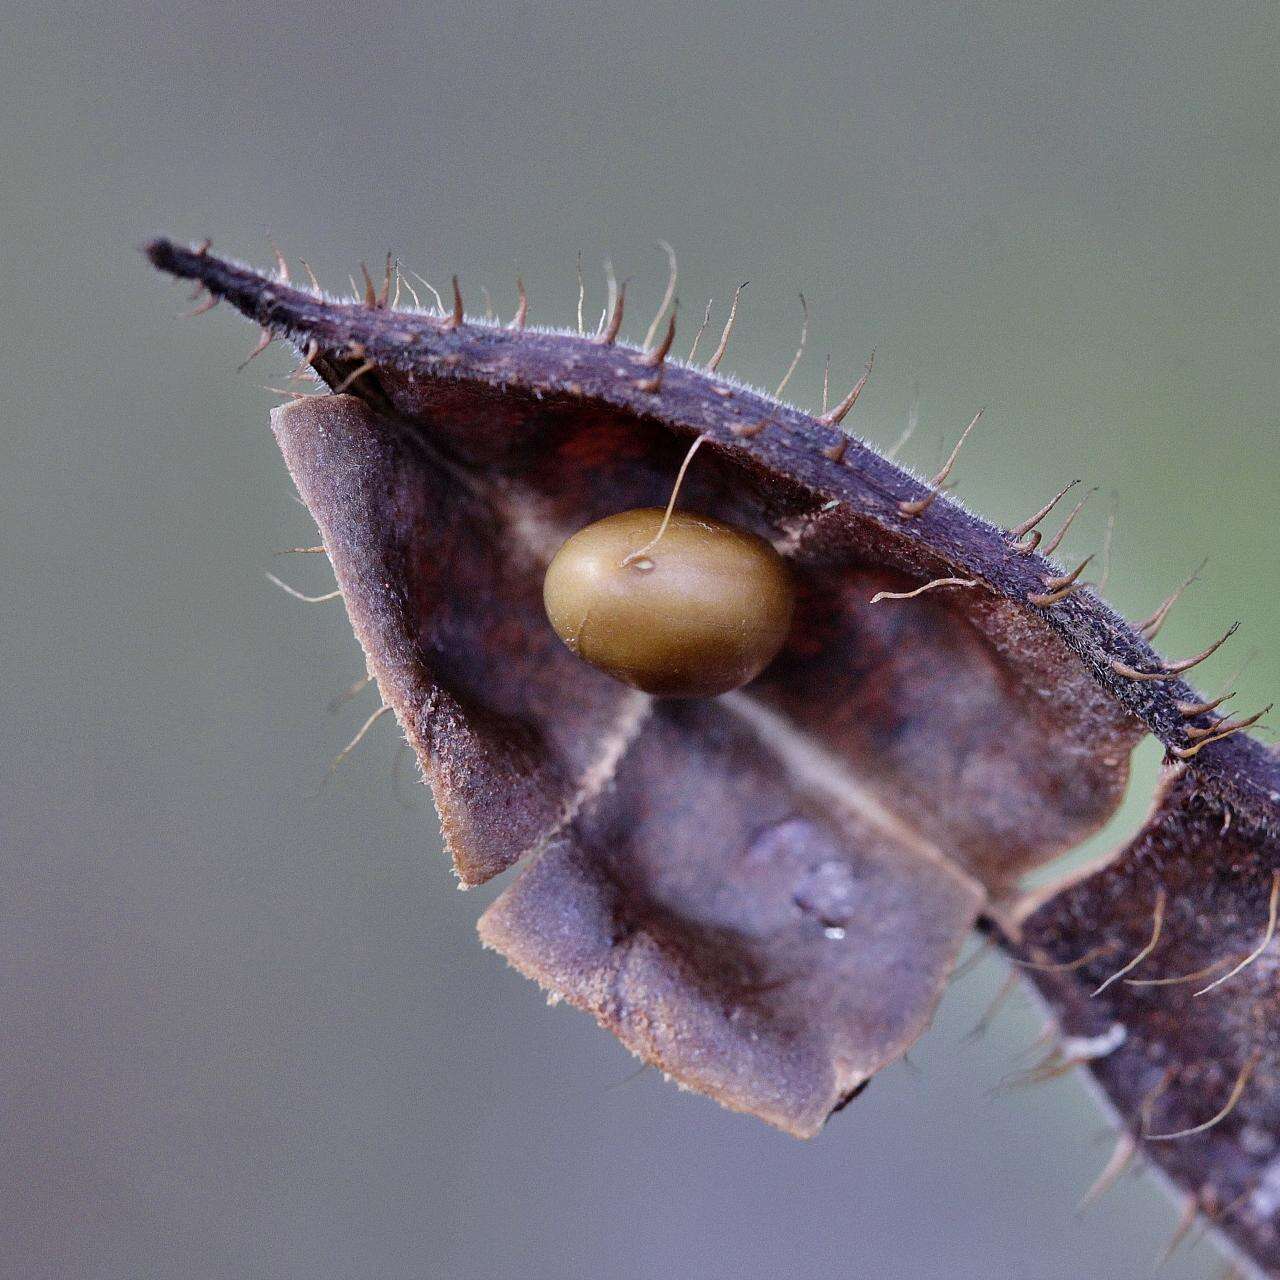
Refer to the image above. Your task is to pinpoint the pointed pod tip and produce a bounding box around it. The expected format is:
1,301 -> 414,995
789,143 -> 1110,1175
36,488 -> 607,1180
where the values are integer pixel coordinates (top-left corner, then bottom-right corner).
144,236 -> 180,271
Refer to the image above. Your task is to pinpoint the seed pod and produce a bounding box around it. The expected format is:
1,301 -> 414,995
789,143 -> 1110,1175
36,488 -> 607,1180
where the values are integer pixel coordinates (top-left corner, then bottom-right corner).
543,508 -> 794,698
147,239 -> 1280,1275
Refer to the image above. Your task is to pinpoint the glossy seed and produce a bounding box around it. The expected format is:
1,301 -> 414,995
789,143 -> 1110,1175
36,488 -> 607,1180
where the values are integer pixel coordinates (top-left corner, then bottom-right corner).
543,508 -> 795,698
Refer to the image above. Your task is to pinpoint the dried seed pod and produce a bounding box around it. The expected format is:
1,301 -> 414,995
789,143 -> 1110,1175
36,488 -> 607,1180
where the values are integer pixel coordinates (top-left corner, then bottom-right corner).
147,238 -> 1280,1274
544,508 -> 794,697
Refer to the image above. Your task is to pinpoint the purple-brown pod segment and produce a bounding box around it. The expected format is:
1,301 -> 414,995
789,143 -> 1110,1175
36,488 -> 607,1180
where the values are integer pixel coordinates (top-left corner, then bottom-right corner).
1013,766 -> 1280,1276
147,239 -> 1280,1272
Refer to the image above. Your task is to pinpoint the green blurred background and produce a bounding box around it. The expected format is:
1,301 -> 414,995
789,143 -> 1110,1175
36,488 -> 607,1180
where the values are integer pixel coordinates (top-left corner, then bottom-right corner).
4,2 -> 1278,1277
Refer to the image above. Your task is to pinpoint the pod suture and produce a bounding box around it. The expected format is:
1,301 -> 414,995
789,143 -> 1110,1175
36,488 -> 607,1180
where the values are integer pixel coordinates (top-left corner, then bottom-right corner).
148,237 -> 1280,1277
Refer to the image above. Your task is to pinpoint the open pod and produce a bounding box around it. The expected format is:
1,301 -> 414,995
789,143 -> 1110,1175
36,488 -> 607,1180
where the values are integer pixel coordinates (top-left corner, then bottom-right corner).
149,240 -> 1280,1270
1014,766 -> 1280,1274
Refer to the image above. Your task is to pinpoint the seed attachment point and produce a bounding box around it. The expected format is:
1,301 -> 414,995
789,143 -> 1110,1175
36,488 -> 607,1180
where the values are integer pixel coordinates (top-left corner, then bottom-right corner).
621,434 -> 707,567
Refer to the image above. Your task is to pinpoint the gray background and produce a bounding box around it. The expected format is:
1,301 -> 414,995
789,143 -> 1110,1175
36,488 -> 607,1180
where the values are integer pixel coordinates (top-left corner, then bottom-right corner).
4,2 -> 1279,1277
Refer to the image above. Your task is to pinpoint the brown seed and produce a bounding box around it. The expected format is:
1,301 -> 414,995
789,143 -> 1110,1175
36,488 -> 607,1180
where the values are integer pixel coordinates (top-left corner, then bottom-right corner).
543,508 -> 795,698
